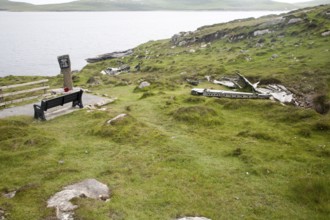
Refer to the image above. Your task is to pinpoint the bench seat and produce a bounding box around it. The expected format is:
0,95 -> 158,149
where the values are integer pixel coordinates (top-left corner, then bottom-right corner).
34,89 -> 83,120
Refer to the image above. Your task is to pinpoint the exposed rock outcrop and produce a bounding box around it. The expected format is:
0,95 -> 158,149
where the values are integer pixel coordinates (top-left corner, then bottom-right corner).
86,49 -> 133,63
47,179 -> 110,220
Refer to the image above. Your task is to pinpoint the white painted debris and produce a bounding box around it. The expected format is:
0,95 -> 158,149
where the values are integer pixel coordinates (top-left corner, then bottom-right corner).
191,88 -> 270,99
237,73 -> 259,90
101,65 -> 130,76
107,114 -> 127,125
47,179 -> 110,220
271,92 -> 293,103
255,84 -> 293,103
194,73 -> 295,104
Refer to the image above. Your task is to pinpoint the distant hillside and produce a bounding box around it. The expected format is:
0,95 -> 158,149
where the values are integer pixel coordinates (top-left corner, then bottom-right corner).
295,0 -> 330,7
0,0 -> 300,11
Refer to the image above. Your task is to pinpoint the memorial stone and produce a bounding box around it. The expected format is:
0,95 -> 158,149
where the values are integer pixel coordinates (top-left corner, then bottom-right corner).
57,55 -> 73,90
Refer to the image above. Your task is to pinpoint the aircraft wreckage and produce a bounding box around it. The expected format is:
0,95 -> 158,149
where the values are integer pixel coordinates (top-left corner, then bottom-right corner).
191,73 -> 294,104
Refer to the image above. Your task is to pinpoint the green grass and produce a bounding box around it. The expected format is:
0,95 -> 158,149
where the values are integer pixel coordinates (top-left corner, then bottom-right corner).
1,4 -> 330,220
1,86 -> 329,219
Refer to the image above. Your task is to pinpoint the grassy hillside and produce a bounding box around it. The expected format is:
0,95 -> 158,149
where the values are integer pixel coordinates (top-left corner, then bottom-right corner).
0,4 -> 330,220
0,0 -> 298,11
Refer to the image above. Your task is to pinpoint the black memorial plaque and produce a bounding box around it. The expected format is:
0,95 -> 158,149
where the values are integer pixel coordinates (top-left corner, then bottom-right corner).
57,55 -> 71,69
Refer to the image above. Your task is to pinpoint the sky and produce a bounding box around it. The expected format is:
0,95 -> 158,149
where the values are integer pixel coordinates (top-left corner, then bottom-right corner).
9,0 -> 316,5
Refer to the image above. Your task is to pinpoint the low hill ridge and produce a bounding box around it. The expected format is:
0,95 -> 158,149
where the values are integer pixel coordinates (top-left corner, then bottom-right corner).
0,0 -> 322,11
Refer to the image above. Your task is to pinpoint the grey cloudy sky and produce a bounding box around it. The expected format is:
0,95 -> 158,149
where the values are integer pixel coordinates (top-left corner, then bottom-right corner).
10,0 -> 315,5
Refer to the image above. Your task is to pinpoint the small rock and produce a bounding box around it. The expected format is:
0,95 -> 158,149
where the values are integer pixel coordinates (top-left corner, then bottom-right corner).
321,31 -> 330,37
189,49 -> 196,53
84,104 -> 96,110
253,29 -> 271,36
139,81 -> 150,89
201,43 -> 208,48
3,191 -> 16,199
178,41 -> 188,47
58,160 -> 64,165
271,54 -> 279,59
0,208 -> 6,220
288,18 -> 303,24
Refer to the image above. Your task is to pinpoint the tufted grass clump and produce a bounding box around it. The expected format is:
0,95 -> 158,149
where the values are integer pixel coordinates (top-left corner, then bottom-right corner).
237,130 -> 275,141
313,120 -> 330,132
290,177 -> 330,214
140,91 -> 155,99
272,108 -> 318,123
94,114 -> 166,145
0,119 -> 55,151
172,105 -> 222,126
184,96 -> 205,104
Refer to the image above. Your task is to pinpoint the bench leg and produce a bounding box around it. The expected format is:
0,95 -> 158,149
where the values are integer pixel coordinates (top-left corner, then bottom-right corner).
33,104 -> 46,120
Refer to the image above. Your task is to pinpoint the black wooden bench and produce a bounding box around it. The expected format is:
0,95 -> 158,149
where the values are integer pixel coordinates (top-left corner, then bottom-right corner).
34,89 -> 84,120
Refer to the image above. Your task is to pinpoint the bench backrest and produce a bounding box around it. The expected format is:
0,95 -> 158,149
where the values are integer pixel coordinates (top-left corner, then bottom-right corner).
41,90 -> 83,111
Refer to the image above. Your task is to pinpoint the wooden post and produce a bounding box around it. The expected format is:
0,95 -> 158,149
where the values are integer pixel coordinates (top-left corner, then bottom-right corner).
0,88 -> 3,106
57,55 -> 73,90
